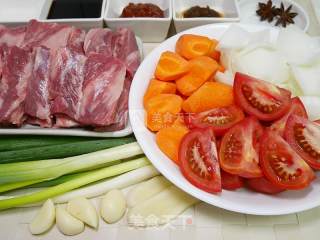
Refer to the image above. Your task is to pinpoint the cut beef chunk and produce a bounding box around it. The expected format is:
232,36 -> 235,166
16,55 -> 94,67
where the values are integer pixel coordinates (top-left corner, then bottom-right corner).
23,20 -> 74,50
0,25 -> 26,47
49,47 -> 86,126
83,28 -> 114,56
78,53 -> 126,127
25,47 -> 52,127
112,27 -> 140,76
95,74 -> 131,131
0,45 -> 32,126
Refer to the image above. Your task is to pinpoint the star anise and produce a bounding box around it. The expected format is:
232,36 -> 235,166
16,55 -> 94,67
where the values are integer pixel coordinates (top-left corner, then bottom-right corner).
256,0 -> 277,22
275,3 -> 298,27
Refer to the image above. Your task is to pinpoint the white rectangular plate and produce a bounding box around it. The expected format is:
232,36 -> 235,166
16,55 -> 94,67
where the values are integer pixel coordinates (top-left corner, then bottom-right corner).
0,36 -> 144,137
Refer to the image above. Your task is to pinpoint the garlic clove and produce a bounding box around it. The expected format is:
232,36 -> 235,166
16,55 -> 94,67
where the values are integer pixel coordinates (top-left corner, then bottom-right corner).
56,205 -> 84,236
100,189 -> 126,224
29,199 -> 55,235
67,197 -> 98,229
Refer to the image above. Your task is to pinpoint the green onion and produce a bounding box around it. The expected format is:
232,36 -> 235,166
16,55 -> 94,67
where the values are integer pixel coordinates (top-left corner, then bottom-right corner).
0,142 -> 143,184
0,157 -> 149,210
0,137 -> 135,164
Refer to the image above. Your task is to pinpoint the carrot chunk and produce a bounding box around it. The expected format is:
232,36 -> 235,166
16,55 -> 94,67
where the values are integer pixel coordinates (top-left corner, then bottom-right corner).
182,82 -> 234,113
143,79 -> 176,107
176,34 -> 214,60
156,116 -> 189,163
145,94 -> 183,131
155,51 -> 189,81
176,56 -> 219,96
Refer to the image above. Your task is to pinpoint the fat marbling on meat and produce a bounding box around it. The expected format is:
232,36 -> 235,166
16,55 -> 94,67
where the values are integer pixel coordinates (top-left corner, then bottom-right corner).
83,28 -> 114,56
25,47 -> 52,127
49,47 -> 86,126
23,20 -> 84,52
0,45 -> 32,126
78,53 -> 126,127
0,25 -> 26,47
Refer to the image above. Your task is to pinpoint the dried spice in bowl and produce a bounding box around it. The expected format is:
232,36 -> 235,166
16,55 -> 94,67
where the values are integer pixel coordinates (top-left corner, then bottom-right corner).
120,3 -> 164,18
183,6 -> 222,18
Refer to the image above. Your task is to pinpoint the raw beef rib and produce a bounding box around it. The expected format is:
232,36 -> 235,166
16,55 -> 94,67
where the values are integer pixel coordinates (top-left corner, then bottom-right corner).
78,53 -> 126,127
0,45 -> 32,126
0,25 -> 26,47
83,28 -> 114,56
25,47 -> 52,127
49,47 -> 86,126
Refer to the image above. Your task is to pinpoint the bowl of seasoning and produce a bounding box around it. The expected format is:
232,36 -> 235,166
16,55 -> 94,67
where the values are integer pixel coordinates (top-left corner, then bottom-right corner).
40,0 -> 107,29
104,0 -> 172,42
173,0 -> 240,32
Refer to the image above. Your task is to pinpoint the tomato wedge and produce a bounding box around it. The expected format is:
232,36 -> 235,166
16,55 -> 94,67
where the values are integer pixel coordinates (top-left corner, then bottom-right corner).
284,115 -> 320,169
221,170 -> 244,190
234,72 -> 291,121
270,97 -> 308,136
185,105 -> 245,136
260,130 -> 315,190
219,116 -> 263,178
178,128 -> 221,193
246,177 -> 285,194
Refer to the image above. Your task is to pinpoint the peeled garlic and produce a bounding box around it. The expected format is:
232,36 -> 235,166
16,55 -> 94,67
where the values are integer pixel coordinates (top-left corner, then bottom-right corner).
67,197 -> 98,229
29,199 -> 55,235
100,189 -> 126,223
56,205 -> 84,236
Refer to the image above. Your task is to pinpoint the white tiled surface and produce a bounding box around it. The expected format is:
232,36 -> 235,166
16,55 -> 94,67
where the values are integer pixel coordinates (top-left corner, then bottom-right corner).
2,202 -> 320,239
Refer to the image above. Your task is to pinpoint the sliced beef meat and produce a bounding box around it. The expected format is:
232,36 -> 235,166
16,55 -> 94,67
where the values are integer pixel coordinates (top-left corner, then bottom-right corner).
78,53 -> 126,127
25,47 -> 52,127
95,74 -> 131,131
112,27 -> 140,76
0,45 -> 33,126
49,47 -> 86,126
83,28 -> 114,56
23,20 -> 74,50
0,25 -> 26,47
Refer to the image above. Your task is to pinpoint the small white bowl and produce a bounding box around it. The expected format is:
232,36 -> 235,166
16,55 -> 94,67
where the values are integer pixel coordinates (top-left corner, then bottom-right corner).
0,0 -> 52,27
239,0 -> 310,32
104,0 -> 172,42
173,0 -> 240,33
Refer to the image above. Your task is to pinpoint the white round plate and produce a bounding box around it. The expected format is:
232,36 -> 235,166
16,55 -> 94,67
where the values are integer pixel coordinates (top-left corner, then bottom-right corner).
239,0 -> 309,32
129,23 -> 320,215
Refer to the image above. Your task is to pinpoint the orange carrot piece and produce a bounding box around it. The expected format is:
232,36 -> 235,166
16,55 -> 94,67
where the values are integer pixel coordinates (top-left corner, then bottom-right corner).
176,56 -> 219,96
145,94 -> 183,131
143,79 -> 176,107
208,38 -> 221,61
176,34 -> 214,60
182,82 -> 234,113
156,117 -> 189,163
155,51 -> 189,81
217,64 -> 225,73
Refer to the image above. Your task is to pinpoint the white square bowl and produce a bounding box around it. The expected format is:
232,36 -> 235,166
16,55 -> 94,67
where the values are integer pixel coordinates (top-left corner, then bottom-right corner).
39,0 -> 107,30
104,0 -> 172,42
0,0 -> 53,26
173,0 -> 240,32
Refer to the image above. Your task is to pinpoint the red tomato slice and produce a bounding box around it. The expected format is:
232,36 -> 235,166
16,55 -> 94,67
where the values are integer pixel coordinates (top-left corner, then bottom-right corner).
246,177 -> 285,194
185,105 -> 245,136
221,170 -> 244,190
260,130 -> 315,190
219,116 -> 264,178
234,72 -> 291,121
284,115 -> 320,169
178,128 -> 221,193
270,97 -> 308,136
